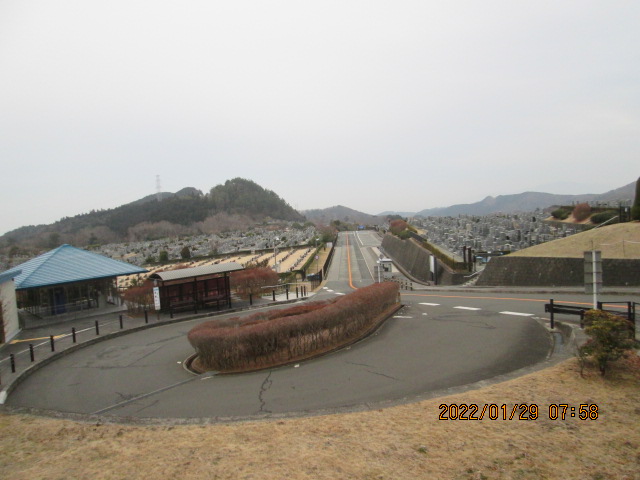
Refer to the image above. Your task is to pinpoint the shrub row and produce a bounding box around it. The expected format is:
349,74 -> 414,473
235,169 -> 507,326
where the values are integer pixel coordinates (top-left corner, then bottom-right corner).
590,210 -> 619,225
551,208 -> 571,220
187,282 -> 400,372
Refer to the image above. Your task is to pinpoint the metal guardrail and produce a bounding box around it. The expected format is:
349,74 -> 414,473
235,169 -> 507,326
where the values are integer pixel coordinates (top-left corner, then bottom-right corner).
545,299 -> 637,330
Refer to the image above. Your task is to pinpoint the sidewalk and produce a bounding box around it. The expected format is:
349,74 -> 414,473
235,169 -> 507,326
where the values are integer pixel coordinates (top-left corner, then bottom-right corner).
0,290 -> 314,402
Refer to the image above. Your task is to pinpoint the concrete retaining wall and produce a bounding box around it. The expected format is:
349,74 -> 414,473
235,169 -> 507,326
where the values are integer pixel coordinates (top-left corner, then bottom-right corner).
382,235 -> 431,283
381,235 -> 468,285
477,256 -> 640,287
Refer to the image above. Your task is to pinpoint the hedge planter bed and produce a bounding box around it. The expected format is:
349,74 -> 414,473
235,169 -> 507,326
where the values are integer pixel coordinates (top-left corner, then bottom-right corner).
187,282 -> 401,373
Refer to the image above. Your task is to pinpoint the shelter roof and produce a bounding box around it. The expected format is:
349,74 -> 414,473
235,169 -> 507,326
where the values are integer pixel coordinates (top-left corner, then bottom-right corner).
1,244 -> 147,290
149,262 -> 243,282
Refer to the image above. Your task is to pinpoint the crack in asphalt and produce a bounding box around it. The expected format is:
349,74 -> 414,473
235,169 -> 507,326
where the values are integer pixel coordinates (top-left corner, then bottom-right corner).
115,391 -> 138,401
365,370 -> 400,381
258,372 -> 273,414
132,399 -> 160,414
90,371 -> 217,415
345,361 -> 400,381
345,360 -> 375,368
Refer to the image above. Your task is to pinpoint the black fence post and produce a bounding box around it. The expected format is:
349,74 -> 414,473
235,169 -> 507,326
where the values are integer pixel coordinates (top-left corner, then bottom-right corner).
549,299 -> 555,330
144,309 -> 149,324
170,307 -> 174,319
72,327 -> 77,343
249,293 -> 253,306
29,344 -> 35,362
286,286 -> 289,300
95,321 -> 100,336
10,354 -> 16,373
50,335 -> 55,352
296,286 -> 299,298
119,315 -> 123,329
272,290 -> 276,301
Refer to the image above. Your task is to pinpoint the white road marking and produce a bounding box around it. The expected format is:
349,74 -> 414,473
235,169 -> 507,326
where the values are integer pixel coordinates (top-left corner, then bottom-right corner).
393,315 -> 413,318
500,311 -> 534,317
454,306 -> 481,311
419,302 -> 440,306
335,292 -> 345,295
326,289 -> 334,292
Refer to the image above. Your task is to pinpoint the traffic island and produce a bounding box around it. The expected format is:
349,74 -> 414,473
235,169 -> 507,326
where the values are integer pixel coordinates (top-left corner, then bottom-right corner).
187,282 -> 401,374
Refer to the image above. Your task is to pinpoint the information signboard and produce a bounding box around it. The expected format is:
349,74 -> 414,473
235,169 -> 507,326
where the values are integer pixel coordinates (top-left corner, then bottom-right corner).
153,286 -> 161,311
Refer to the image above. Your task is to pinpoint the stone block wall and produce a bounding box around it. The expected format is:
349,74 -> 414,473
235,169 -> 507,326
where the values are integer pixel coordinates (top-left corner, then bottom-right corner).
476,256 -> 640,287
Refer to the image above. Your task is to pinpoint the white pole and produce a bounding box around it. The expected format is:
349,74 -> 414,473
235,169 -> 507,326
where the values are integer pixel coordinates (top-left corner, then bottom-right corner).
592,250 -> 597,309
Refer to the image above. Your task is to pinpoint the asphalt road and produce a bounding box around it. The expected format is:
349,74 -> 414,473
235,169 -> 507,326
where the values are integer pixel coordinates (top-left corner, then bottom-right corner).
7,231 -> 594,421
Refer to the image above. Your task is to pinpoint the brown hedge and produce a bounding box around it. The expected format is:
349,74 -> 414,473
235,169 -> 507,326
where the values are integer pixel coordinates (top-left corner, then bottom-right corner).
187,282 -> 400,372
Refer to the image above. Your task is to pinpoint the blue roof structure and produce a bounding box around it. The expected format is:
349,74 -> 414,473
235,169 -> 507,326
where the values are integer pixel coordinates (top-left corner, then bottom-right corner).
0,269 -> 20,285
1,245 -> 147,290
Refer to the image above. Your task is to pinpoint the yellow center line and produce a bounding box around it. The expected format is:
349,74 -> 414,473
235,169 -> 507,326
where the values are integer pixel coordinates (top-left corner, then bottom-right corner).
346,233 -> 357,290
10,334 -> 67,344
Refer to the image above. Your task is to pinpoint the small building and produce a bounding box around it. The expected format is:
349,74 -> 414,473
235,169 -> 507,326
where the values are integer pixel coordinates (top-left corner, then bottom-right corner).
1,244 -> 147,322
148,262 -> 243,313
0,270 -> 21,343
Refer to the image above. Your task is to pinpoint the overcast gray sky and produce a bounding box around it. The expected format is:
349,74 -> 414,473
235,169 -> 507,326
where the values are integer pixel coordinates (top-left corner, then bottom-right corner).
1,1 -> 638,235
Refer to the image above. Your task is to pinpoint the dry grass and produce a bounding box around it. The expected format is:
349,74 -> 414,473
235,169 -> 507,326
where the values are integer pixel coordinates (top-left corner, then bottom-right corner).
511,222 -> 640,259
1,356 -> 639,480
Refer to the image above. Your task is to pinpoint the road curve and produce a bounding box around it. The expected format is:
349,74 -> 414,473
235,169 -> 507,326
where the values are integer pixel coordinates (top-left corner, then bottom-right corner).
6,232 -> 554,421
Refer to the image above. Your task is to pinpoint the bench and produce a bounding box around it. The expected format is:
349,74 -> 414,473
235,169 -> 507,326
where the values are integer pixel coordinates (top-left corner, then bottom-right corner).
169,299 -> 198,317
201,294 -> 227,310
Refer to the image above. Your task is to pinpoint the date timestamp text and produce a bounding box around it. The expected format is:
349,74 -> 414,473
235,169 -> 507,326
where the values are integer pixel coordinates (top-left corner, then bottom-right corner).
438,403 -> 599,421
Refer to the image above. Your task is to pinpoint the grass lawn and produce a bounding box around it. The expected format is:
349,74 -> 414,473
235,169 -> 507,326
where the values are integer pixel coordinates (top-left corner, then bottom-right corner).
1,354 -> 639,480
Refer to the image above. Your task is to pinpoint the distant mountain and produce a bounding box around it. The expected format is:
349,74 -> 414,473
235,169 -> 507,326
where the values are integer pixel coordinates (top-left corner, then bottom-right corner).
377,211 -> 416,218
124,187 -> 204,207
303,205 -> 386,226
1,178 -> 304,249
413,182 -> 635,217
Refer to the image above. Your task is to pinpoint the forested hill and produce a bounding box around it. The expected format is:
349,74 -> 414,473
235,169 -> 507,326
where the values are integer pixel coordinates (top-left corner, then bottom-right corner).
2,178 -> 304,249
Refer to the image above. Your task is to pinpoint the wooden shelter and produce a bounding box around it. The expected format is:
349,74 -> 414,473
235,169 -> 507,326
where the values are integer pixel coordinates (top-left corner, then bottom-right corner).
148,262 -> 244,313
